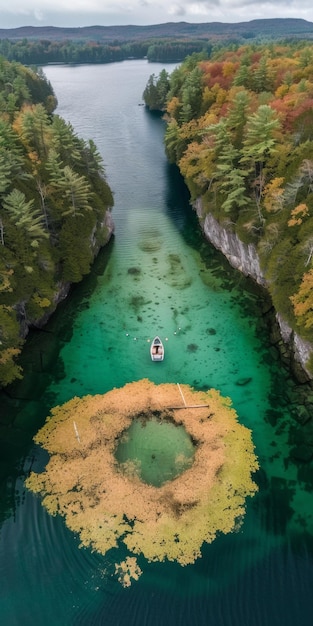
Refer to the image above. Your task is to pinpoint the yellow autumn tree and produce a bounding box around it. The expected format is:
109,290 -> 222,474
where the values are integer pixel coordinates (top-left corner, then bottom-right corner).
0,347 -> 22,384
290,269 -> 313,329
288,203 -> 309,227
166,95 -> 181,119
263,177 -> 285,213
222,61 -> 239,79
179,139 -> 216,198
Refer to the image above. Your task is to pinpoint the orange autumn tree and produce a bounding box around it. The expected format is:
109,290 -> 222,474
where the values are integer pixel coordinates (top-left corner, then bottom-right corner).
288,203 -> 309,227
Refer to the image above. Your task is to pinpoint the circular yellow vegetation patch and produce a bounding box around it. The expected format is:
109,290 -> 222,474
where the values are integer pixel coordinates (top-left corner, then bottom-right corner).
26,379 -> 258,576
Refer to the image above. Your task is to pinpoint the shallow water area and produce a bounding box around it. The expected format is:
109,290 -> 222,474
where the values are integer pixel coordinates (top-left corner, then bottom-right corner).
115,415 -> 195,487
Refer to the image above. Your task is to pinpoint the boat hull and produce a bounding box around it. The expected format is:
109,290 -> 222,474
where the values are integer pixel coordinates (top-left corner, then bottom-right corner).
150,336 -> 164,361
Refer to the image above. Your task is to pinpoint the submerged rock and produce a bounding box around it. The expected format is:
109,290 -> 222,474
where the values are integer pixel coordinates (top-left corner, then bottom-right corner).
235,377 -> 252,386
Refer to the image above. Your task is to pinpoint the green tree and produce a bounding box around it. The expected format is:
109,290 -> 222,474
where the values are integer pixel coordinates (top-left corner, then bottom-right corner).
164,120 -> 181,163
241,104 -> 281,224
227,90 -> 251,148
52,115 -> 82,167
211,121 -> 249,214
143,69 -> 170,111
81,139 -> 105,177
56,166 -> 92,217
59,214 -> 95,282
252,55 -> 274,93
14,103 -> 53,160
3,188 -> 48,241
233,63 -> 250,88
180,66 -> 203,122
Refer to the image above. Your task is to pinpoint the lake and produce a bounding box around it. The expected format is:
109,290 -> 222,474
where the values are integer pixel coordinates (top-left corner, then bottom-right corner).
0,59 -> 312,625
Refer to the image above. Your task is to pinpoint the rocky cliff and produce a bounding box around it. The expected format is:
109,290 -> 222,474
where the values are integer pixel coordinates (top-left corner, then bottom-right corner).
194,199 -> 313,382
19,209 -> 115,338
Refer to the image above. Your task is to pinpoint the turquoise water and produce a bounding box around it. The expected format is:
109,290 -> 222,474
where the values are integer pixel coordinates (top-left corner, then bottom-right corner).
0,60 -> 313,625
115,415 -> 195,486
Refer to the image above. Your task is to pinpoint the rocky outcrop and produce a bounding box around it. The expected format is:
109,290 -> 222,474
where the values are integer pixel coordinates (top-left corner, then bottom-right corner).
276,314 -> 313,382
199,208 -> 266,287
18,208 -> 115,339
92,209 -> 115,253
194,199 -> 313,381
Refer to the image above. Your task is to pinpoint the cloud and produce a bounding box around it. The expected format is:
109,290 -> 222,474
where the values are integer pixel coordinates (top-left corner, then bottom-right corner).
168,4 -> 187,17
0,0 -> 312,28
34,10 -> 44,22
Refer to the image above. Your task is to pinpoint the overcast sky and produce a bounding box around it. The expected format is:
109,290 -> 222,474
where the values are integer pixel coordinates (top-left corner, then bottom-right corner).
0,1 -> 313,29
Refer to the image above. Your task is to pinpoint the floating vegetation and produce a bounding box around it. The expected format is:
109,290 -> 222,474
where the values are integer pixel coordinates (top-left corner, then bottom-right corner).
115,557 -> 143,587
25,379 -> 259,585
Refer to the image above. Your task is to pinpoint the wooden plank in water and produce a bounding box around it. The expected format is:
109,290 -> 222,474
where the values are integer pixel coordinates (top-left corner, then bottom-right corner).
73,420 -> 81,443
177,383 -> 187,407
168,404 -> 210,409
167,384 -> 209,409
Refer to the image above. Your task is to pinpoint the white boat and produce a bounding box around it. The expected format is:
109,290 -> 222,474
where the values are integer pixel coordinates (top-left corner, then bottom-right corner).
150,336 -> 164,361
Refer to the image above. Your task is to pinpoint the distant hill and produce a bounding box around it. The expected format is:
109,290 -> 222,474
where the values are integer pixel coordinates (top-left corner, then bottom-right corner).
1,18 -> 313,43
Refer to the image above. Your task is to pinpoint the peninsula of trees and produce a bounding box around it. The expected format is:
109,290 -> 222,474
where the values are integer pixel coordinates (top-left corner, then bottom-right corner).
143,41 -> 313,371
0,58 -> 113,387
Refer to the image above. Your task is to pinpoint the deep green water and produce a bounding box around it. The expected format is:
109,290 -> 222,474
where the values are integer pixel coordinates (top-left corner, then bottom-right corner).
0,60 -> 313,625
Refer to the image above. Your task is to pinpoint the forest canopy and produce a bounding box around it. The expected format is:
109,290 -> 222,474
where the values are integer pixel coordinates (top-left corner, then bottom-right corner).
143,41 -> 313,362
1,18 -> 313,65
0,57 -> 113,387
0,38 -> 211,66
